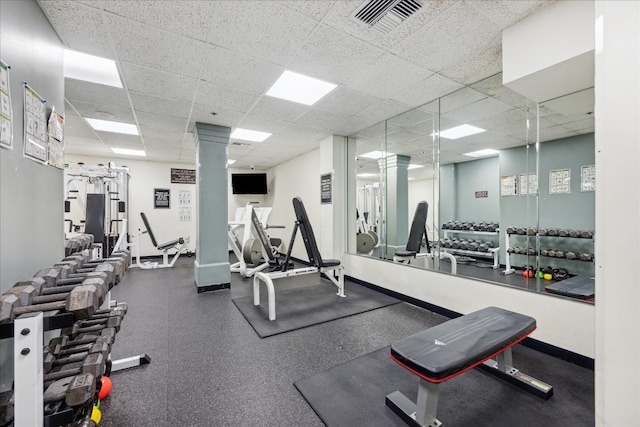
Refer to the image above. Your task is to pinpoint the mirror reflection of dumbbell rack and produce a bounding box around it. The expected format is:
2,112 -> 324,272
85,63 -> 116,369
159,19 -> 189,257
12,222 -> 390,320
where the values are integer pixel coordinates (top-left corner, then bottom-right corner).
504,227 -> 595,276
441,222 -> 500,269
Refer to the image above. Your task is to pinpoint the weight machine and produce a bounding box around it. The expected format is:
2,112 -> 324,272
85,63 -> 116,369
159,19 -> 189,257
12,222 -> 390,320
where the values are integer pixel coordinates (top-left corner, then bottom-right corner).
64,162 -> 130,258
228,205 -> 282,278
356,183 -> 381,254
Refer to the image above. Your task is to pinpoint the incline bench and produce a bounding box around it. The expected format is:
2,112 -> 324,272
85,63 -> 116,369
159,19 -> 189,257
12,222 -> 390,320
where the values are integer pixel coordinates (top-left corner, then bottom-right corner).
253,197 -> 345,321
387,306 -> 553,426
545,275 -> 595,300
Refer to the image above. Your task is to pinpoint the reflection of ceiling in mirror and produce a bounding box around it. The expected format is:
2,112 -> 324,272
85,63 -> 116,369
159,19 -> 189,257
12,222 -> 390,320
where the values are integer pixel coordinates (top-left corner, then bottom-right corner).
351,73 -> 594,180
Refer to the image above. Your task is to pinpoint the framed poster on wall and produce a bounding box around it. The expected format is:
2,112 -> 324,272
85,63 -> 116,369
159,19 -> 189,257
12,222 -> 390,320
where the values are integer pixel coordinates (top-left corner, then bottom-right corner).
154,188 -> 170,209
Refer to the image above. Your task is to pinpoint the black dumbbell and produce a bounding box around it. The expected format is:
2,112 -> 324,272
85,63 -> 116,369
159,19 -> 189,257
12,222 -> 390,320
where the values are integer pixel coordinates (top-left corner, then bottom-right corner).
527,227 -> 537,236
580,230 -> 594,239
43,352 -> 106,383
559,229 -> 570,237
538,228 -> 548,236
468,242 -> 479,251
580,252 -> 594,262
546,228 -> 558,236
566,251 -> 578,260
43,373 -> 96,409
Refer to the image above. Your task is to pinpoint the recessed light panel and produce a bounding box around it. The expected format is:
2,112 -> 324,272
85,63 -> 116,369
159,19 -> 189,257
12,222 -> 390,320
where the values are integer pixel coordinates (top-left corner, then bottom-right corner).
463,149 -> 499,158
439,124 -> 486,140
359,151 -> 395,159
64,49 -> 122,88
356,173 -> 378,178
228,159 -> 236,165
230,128 -> 272,143
86,118 -> 139,135
408,164 -> 424,170
111,147 -> 146,156
266,70 -> 337,106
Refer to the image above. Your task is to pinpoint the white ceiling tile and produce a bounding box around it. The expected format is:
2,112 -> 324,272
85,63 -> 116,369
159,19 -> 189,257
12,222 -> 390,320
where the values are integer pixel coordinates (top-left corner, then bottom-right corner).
387,108 -> 434,128
295,109 -> 351,131
314,86 -> 384,117
468,0 -> 556,29
391,2 -> 501,72
95,131 -> 142,145
356,100 -> 413,124
92,0 -> 216,41
440,43 -> 503,85
38,1 -> 114,58
189,104 -> 246,130
105,13 -> 208,78
129,93 -> 192,118
277,123 -> 329,141
288,24 -> 386,84
199,46 -> 285,95
322,0 -> 457,51
275,1 -> 336,21
120,63 -> 197,103
346,53 -> 434,100
235,114 -> 290,134
206,1 -> 318,66
64,114 -> 98,139
136,111 -> 188,133
390,74 -> 464,108
441,96 -> 513,123
67,101 -> 134,123
193,80 -> 259,113
247,96 -> 310,123
440,87 -> 488,114
65,79 -> 130,110
140,126 -> 186,145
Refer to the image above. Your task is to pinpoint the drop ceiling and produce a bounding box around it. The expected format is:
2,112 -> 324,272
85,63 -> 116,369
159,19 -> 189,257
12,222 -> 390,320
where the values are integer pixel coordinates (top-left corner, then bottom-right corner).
38,0 -> 592,175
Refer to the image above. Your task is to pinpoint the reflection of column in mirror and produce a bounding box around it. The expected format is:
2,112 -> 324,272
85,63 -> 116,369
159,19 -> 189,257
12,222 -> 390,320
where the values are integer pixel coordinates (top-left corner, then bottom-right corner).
431,99 -> 441,270
535,103 -> 541,290
378,154 -> 410,259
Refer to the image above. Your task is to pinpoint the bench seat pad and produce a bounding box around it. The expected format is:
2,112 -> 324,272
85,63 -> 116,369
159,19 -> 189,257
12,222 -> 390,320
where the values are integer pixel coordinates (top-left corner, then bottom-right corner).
157,237 -> 184,251
390,306 -> 536,382
545,275 -> 594,300
395,250 -> 417,258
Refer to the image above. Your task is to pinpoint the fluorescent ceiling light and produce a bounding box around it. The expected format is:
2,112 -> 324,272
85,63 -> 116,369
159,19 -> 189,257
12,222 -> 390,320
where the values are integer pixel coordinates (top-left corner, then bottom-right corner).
111,147 -> 146,157
357,173 -> 378,178
64,49 -> 122,88
266,70 -> 337,106
227,159 -> 236,165
463,149 -> 499,158
439,124 -> 486,140
359,151 -> 395,160
408,164 -> 424,170
86,118 -> 139,135
230,128 -> 271,143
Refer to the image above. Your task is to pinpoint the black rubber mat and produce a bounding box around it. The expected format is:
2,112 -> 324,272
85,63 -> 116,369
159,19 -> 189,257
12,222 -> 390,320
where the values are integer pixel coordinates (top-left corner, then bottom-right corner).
295,345 -> 594,427
232,281 -> 400,338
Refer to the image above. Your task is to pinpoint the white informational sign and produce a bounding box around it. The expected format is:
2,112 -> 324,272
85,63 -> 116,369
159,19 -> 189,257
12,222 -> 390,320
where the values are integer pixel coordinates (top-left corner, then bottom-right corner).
0,60 -> 13,149
47,107 -> 65,169
519,172 -> 538,196
500,175 -> 518,196
178,190 -> 191,205
179,207 -> 191,222
549,168 -> 571,194
580,165 -> 595,192
23,84 -> 48,163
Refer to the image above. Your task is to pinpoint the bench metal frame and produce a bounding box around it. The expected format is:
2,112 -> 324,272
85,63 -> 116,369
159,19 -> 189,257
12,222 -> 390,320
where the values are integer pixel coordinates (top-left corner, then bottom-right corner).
252,197 -> 345,321
130,213 -> 189,269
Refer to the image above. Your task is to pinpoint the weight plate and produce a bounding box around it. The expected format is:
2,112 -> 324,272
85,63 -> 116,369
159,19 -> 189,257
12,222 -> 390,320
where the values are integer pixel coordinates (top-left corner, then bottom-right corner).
368,231 -> 379,246
242,239 -> 263,265
357,233 -> 375,253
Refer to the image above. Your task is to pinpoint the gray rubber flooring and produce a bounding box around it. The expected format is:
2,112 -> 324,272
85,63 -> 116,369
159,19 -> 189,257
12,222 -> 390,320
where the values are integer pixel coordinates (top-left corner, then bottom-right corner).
101,256 -> 594,426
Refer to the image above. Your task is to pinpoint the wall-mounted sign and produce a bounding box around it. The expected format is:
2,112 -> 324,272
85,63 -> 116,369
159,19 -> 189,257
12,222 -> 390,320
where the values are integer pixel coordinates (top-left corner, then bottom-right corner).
549,168 -> 571,194
580,165 -> 595,192
171,168 -> 196,184
500,175 -> 518,196
321,173 -> 332,204
154,188 -> 170,209
475,191 -> 488,198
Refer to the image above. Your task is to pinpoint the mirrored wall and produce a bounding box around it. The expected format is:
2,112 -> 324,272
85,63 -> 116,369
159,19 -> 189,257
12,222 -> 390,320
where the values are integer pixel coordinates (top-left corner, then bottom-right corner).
348,73 -> 595,301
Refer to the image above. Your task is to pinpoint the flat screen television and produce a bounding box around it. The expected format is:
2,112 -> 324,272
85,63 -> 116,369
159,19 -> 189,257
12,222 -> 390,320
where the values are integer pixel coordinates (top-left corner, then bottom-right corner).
231,173 -> 268,194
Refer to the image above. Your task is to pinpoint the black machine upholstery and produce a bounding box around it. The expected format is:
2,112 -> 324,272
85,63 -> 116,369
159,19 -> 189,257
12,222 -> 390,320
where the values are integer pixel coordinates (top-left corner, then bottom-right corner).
546,275 -> 595,300
395,201 -> 429,258
390,306 -> 536,382
291,197 -> 340,268
140,212 -> 184,250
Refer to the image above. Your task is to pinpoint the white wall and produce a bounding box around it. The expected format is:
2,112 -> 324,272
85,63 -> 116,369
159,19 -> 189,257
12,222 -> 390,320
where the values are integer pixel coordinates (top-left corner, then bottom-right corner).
346,253 -> 595,358
65,155 -> 197,257
263,149 -> 321,261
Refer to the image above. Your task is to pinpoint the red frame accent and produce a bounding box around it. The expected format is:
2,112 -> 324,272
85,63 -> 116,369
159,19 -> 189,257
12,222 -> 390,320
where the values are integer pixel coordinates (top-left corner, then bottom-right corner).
390,326 -> 536,384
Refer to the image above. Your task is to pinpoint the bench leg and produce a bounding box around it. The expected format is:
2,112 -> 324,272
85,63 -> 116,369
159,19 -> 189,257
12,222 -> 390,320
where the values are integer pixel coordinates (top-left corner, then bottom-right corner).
386,379 -> 442,427
480,347 -> 554,400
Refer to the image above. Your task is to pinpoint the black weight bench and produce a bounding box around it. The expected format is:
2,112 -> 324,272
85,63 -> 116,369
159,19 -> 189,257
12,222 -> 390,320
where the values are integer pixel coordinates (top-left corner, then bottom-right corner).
253,197 -> 345,321
132,212 -> 189,269
386,306 -> 553,426
545,275 -> 595,300
393,201 -> 457,273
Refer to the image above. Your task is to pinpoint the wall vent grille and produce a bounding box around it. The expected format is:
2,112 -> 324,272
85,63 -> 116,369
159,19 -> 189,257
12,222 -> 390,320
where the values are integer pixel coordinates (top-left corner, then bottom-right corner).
353,0 -> 423,34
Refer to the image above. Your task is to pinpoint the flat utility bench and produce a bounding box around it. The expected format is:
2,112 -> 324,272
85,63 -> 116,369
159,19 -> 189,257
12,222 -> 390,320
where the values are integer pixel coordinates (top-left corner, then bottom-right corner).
545,275 -> 595,301
386,306 -> 553,427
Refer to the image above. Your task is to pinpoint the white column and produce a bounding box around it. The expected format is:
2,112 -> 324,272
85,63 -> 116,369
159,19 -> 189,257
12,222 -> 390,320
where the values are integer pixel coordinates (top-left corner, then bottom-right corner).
594,1 -> 640,425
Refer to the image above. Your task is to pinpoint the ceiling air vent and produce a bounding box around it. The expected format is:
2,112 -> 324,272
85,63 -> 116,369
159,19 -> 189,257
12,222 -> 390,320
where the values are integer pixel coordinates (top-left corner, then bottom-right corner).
353,0 -> 423,34
231,142 -> 251,146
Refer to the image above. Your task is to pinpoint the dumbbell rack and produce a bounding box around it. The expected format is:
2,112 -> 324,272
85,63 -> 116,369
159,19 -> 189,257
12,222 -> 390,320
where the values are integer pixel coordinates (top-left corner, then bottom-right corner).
503,230 -> 595,275
442,229 -> 501,269
0,312 -> 77,427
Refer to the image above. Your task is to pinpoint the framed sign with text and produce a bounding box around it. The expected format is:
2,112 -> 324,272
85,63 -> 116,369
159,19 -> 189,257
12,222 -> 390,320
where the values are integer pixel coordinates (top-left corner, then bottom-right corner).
154,188 -> 170,209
